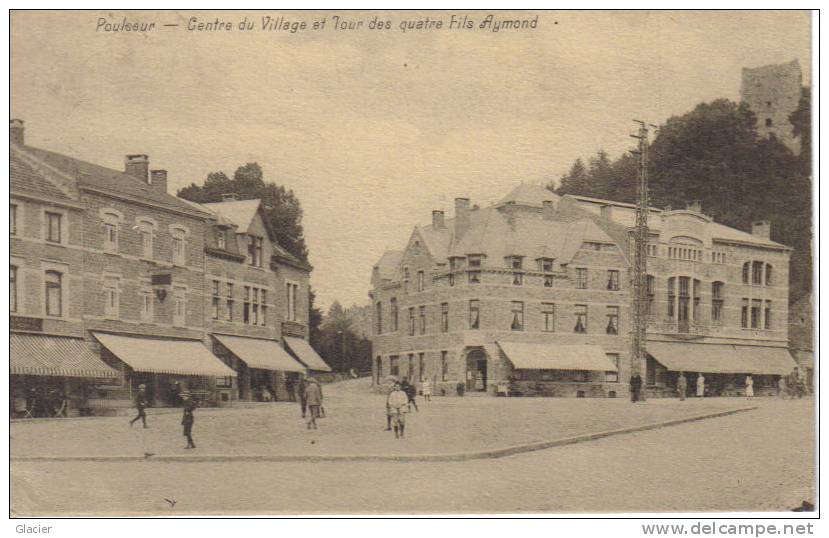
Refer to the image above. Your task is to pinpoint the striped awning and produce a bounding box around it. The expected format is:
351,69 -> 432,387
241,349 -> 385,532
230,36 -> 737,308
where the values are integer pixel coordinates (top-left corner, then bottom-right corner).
11,334 -> 118,378
93,332 -> 236,377
212,334 -> 306,372
284,337 -> 332,372
497,341 -> 618,371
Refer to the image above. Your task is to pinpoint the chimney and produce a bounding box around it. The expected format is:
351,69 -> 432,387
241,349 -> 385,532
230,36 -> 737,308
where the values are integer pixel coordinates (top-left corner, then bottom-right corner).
687,200 -> 702,213
752,220 -> 771,239
432,210 -> 445,229
150,169 -> 168,193
542,200 -> 555,220
125,154 -> 149,182
10,119 -> 24,145
221,193 -> 241,202
454,197 -> 470,238
600,204 -> 614,221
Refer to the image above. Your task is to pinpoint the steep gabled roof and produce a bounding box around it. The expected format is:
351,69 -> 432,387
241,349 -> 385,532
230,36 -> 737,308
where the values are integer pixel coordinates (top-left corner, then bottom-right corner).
202,199 -> 262,232
373,250 -> 404,280
10,149 -> 79,204
16,145 -> 209,217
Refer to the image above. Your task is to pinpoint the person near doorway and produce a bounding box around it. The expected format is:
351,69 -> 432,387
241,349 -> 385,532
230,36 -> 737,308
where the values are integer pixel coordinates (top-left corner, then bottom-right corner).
745,375 -> 754,399
677,372 -> 687,401
304,377 -> 323,430
401,377 -> 418,412
629,372 -> 643,403
421,379 -> 432,402
129,384 -> 150,428
296,375 -> 308,418
777,375 -> 787,398
696,374 -> 706,398
386,381 -> 409,439
181,391 -> 197,449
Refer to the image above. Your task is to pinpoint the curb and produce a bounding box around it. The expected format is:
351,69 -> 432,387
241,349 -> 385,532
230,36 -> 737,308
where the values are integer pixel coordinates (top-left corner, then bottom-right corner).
12,405 -> 757,464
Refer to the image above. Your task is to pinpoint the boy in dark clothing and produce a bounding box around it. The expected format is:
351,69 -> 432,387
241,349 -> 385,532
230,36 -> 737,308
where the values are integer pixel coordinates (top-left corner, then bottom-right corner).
181,391 -> 196,449
629,373 -> 643,403
129,384 -> 150,428
400,378 -> 418,412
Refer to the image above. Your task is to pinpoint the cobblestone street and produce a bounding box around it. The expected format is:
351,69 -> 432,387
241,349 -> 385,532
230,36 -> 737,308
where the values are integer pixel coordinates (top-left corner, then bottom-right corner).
10,381 -> 814,515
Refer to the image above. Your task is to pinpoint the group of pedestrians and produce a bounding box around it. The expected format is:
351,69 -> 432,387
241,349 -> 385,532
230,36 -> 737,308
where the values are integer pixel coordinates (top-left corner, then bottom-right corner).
385,377 -> 426,439
129,384 -> 198,449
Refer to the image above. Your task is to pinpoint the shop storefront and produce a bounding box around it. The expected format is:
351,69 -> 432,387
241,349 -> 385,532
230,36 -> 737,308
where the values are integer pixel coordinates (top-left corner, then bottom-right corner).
211,334 -> 307,402
92,332 -> 237,407
11,333 -> 119,418
283,336 -> 332,373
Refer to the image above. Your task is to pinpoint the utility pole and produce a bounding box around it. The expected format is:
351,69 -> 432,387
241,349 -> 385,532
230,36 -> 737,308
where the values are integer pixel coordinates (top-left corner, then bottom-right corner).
629,120 -> 655,400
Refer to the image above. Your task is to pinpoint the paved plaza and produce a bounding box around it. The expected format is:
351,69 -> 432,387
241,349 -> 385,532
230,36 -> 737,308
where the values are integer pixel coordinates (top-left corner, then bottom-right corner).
10,380 -> 815,515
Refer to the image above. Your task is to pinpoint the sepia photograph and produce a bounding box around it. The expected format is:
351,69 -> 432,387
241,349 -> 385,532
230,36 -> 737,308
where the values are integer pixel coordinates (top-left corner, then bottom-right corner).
7,8 -> 817,520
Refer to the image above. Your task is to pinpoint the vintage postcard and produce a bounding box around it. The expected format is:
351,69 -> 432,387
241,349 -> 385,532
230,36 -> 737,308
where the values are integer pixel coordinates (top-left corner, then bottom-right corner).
8,9 -> 815,520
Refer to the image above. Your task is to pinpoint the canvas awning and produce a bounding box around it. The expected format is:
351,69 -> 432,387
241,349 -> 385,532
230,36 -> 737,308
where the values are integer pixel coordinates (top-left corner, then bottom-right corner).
647,342 -> 798,375
11,334 -> 118,378
92,333 -> 236,377
283,336 -> 332,372
496,342 -> 618,371
212,334 -> 306,372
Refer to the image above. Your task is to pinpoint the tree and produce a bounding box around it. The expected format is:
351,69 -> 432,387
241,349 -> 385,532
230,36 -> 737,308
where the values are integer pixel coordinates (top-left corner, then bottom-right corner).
313,300 -> 373,373
308,287 -> 324,350
177,163 -> 309,262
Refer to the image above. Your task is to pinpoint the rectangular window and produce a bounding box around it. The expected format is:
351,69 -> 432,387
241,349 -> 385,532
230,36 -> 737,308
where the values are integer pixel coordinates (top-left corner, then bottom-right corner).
286,283 -> 298,322
512,272 -> 523,286
216,229 -> 226,250
751,299 -> 762,329
764,301 -> 772,330
419,305 -> 426,335
140,287 -> 153,322
510,301 -> 524,331
260,289 -> 267,326
544,275 -> 554,288
244,286 -> 251,324
173,287 -> 186,327
646,275 -> 655,318
507,256 -> 523,270
576,268 -> 588,289
103,222 -> 118,252
468,270 -> 481,284
389,356 -> 399,377
418,353 -> 425,382
441,302 -> 449,333
140,229 -> 153,259
606,306 -> 619,335
390,298 -> 398,331
741,299 -> 749,328
171,235 -> 186,265
249,236 -> 263,267
574,304 -> 587,333
605,353 -> 620,382
45,271 -> 62,317
441,351 -> 448,381
712,282 -> 724,325
10,204 -> 17,236
752,261 -> 764,285
375,301 -> 383,334
103,276 -> 119,319
539,258 -> 553,272
469,299 -> 480,329
211,280 -> 221,320
409,307 -> 416,336
542,303 -> 555,332
417,271 -> 425,292
668,277 -> 676,318
226,283 -> 234,322
251,288 -> 259,325
468,255 -> 482,268
10,265 -> 18,312
607,270 -> 619,291
45,212 -> 62,243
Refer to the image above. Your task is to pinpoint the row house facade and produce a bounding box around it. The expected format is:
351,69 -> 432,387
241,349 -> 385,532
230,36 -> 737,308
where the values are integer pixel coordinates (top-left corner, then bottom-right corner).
369,183 -> 798,398
10,120 -> 328,417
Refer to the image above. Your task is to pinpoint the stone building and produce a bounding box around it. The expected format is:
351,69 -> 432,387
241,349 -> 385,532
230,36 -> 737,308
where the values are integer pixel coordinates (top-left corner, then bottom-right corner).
788,294 -> 814,392
741,59 -> 804,154
369,184 -> 798,398
10,119 -> 327,416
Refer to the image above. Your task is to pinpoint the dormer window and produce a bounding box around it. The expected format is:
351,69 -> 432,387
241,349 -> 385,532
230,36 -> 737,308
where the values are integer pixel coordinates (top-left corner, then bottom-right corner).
217,229 -> 226,250
505,256 -> 523,270
468,255 -> 482,268
538,258 -> 554,272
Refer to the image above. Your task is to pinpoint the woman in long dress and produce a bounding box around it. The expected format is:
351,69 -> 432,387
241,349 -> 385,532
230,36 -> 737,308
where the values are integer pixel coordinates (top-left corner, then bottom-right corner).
696,374 -> 705,398
745,375 -> 754,399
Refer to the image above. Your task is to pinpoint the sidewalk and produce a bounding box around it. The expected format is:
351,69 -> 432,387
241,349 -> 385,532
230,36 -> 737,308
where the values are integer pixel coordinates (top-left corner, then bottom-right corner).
11,381 -> 763,461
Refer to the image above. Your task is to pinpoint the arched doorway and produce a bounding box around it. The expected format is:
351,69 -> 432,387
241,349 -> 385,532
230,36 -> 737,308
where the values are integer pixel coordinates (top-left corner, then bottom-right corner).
465,348 -> 488,392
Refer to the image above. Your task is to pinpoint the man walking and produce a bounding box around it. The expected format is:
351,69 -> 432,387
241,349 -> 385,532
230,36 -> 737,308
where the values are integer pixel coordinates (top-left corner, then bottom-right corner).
304,377 -> 323,430
296,375 -> 308,418
677,372 -> 687,401
181,391 -> 197,449
629,372 -> 643,403
129,384 -> 150,428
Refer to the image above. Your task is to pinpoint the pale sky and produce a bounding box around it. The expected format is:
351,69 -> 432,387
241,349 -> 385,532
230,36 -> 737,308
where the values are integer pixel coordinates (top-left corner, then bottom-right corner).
11,10 -> 811,309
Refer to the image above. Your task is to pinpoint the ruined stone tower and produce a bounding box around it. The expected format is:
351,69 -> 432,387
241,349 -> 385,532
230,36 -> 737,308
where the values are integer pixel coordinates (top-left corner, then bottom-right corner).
740,59 -> 803,154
